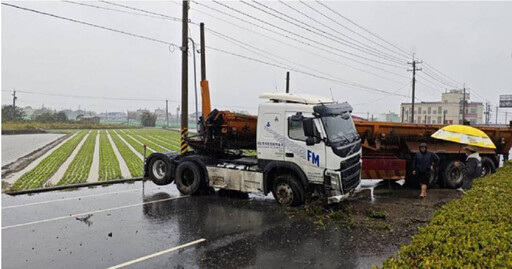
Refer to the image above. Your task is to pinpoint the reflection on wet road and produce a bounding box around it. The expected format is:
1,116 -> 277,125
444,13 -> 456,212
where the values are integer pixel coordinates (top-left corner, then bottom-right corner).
2,181 -> 393,269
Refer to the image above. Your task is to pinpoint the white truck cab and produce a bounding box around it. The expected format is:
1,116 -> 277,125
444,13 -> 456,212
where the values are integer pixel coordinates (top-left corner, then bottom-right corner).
256,93 -> 362,204
145,92 -> 362,206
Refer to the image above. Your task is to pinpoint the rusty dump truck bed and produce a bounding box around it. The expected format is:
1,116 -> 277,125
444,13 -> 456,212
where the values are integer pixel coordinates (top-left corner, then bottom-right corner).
355,121 -> 512,155
355,121 -> 512,180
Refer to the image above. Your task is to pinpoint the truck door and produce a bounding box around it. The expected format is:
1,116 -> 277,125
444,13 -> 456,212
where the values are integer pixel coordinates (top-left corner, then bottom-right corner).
284,113 -> 325,184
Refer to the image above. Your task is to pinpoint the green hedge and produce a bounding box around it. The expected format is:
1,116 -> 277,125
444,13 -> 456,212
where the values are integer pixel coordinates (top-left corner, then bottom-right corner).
383,162 -> 512,268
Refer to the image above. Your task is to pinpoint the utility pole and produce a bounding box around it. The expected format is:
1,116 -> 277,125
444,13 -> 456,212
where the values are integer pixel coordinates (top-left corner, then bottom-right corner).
401,106 -> 404,123
12,88 -> 17,108
462,84 -> 466,124
484,100 -> 491,125
12,88 -> 17,117
285,72 -> 290,93
189,37 -> 199,127
443,110 -> 446,124
367,112 -> 369,121
506,112 -> 508,125
407,54 -> 422,123
176,106 -> 180,127
495,106 -> 499,125
200,23 -> 211,123
180,0 -> 189,154
127,110 -> 129,126
166,99 -> 169,128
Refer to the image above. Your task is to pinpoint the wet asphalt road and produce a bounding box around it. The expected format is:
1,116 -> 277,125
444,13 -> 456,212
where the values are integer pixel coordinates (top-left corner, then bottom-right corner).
2,181 -> 390,269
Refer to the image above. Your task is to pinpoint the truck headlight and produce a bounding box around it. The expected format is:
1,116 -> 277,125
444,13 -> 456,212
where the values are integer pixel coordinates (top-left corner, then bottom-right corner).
326,171 -> 341,190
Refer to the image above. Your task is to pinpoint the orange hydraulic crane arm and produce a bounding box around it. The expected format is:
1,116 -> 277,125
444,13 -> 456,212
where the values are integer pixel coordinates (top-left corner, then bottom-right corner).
201,80 -> 211,120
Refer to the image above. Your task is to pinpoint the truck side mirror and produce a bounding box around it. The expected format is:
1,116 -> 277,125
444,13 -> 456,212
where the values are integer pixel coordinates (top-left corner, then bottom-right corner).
303,118 -> 315,137
306,137 -> 315,146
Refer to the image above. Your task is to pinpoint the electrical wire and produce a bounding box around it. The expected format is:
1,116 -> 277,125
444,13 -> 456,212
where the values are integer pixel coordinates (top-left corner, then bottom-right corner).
314,0 -> 412,58
244,0 -> 407,65
276,0 -> 410,63
62,0 -> 180,22
207,0 -> 405,69
191,1 -> 410,79
2,2 -> 180,48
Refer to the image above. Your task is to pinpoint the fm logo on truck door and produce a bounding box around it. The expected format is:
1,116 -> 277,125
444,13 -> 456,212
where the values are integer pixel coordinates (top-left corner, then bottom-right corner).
307,150 -> 320,167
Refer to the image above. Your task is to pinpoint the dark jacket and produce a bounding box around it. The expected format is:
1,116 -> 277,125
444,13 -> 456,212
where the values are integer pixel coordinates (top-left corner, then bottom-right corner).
461,153 -> 482,180
413,151 -> 440,173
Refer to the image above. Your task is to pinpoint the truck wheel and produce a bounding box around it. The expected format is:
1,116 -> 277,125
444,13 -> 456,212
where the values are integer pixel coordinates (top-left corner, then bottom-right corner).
272,174 -> 305,207
175,161 -> 203,195
148,158 -> 172,185
442,160 -> 463,189
481,157 -> 496,177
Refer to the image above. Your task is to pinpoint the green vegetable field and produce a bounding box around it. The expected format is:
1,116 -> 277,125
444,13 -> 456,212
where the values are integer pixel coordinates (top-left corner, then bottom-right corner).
11,130 -> 88,191
58,130 -> 98,185
8,128 -> 183,191
99,130 -> 122,181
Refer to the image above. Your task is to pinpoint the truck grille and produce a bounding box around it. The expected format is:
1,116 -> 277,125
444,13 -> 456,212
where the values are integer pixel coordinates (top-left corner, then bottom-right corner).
340,155 -> 361,193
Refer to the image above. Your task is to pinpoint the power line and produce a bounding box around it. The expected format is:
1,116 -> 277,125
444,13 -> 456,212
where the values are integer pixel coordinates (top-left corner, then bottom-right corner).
62,0 -> 180,22
244,0 -> 407,65
208,28 -> 406,95
315,0 -> 412,58
277,0 -> 409,63
2,2 -> 180,48
206,46 -> 412,98
99,0 -> 182,22
1,89 -> 179,102
207,0 -> 405,69
191,1 -> 409,78
187,4 -> 410,86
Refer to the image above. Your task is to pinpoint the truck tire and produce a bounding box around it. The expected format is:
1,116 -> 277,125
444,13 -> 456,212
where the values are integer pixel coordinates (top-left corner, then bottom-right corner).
272,174 -> 305,207
442,159 -> 463,189
481,157 -> 496,177
175,161 -> 203,195
148,157 -> 172,186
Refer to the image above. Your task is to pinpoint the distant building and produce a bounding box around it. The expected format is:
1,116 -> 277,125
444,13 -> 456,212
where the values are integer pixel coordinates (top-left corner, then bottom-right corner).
77,115 -> 100,123
377,111 -> 400,123
400,89 -> 483,125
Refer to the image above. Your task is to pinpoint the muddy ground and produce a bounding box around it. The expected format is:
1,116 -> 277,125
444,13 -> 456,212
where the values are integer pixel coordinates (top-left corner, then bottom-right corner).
2,181 -> 460,269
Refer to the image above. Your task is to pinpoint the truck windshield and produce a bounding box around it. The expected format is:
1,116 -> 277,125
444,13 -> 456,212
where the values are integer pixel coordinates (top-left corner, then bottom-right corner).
321,114 -> 359,144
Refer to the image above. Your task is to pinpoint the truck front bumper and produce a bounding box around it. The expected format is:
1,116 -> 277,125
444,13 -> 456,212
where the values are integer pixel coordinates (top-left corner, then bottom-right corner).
327,191 -> 354,204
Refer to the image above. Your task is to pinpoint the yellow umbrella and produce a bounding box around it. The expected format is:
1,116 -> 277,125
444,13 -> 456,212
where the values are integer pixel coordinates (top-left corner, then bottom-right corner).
431,125 -> 496,149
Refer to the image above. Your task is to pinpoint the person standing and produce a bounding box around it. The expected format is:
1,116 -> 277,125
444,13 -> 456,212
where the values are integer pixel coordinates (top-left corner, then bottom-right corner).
412,143 -> 440,198
454,146 -> 482,191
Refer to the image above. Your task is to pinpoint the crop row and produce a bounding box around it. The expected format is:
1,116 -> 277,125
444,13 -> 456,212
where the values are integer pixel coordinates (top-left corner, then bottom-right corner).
124,130 -> 171,152
114,130 -> 155,156
58,131 -> 97,185
11,130 -> 88,190
109,130 -> 143,177
99,130 -> 122,181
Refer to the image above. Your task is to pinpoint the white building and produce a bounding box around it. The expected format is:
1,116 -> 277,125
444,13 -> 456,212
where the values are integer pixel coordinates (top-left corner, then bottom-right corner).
400,89 -> 483,125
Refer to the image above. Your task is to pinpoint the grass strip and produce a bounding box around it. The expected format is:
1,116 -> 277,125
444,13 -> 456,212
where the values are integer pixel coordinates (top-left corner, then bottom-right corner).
383,162 -> 512,268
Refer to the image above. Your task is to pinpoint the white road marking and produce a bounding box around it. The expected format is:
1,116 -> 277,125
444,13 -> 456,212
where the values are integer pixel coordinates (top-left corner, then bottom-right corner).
106,130 -> 132,178
113,130 -> 144,159
3,132 -> 78,184
87,130 -> 100,182
2,186 -> 161,210
45,130 -> 91,186
107,238 -> 206,269
2,195 -> 188,230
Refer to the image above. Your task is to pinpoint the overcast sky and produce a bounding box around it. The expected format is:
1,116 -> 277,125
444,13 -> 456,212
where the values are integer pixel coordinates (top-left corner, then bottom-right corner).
2,1 -> 512,121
